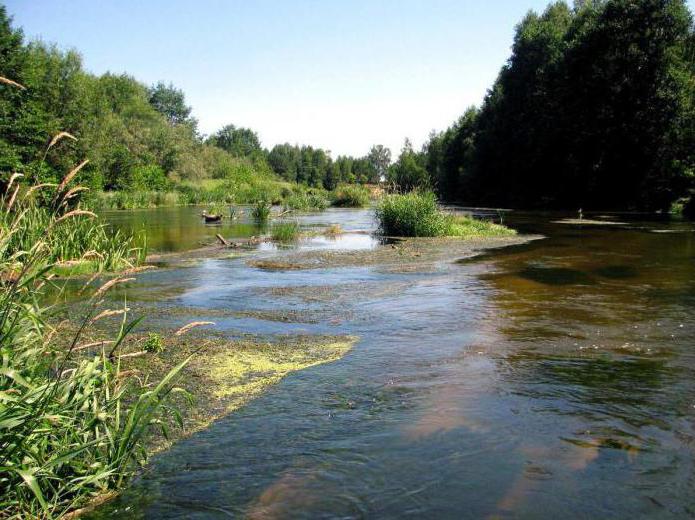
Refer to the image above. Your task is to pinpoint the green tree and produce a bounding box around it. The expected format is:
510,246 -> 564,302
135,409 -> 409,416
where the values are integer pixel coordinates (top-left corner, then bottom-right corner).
367,144 -> 391,183
148,81 -> 194,127
207,124 -> 262,158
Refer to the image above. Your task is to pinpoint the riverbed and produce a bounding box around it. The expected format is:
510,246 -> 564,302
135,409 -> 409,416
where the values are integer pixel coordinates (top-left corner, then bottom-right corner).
87,207 -> 695,518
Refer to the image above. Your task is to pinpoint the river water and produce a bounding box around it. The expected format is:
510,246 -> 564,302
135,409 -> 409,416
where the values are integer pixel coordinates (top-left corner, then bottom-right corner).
89,207 -> 695,519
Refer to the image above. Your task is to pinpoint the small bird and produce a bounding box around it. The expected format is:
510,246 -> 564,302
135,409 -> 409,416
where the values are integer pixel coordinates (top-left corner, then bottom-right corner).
578,208 -> 583,221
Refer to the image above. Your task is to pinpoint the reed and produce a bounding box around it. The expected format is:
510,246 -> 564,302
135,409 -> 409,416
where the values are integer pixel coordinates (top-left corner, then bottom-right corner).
251,200 -> 272,222
376,191 -> 516,238
0,124 -> 187,517
271,221 -> 301,242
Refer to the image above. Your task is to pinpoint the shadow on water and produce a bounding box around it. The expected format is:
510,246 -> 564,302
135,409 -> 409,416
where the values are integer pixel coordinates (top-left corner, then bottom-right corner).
86,208 -> 695,519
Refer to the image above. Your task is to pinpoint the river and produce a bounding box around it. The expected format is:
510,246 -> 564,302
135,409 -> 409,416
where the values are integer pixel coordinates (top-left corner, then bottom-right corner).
88,206 -> 695,518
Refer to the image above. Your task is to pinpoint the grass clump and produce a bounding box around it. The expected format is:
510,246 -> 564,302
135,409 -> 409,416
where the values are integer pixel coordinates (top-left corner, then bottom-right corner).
251,200 -> 272,222
144,332 -> 165,353
271,221 -> 301,242
283,190 -> 329,211
331,184 -> 371,208
376,191 -> 516,238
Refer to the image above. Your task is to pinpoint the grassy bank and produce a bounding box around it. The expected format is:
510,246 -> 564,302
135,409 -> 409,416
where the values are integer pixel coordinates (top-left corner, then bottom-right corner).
376,191 -> 516,238
87,181 -> 375,212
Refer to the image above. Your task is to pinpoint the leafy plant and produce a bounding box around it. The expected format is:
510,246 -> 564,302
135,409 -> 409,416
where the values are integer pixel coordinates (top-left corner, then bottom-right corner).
144,332 -> 165,353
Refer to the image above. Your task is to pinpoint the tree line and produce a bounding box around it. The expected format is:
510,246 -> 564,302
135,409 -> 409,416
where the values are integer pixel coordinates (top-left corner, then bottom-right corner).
0,6 -> 390,194
389,0 -> 695,213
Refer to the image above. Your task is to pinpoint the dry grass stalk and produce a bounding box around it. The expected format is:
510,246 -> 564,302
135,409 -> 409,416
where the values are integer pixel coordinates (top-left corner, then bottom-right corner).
175,321 -> 215,336
56,160 -> 89,195
53,210 -> 97,224
47,131 -> 77,150
90,308 -> 130,323
94,277 -> 136,298
74,340 -> 114,352
0,76 -> 26,90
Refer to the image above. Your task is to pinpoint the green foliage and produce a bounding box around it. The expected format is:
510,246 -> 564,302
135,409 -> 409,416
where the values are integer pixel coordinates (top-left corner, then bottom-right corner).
144,332 -> 165,353
148,81 -> 194,126
376,191 -> 516,238
251,200 -> 272,222
271,221 -> 300,242
388,139 -> 430,191
268,143 -> 391,189
331,184 -> 371,207
207,124 -> 262,158
283,189 -> 329,211
425,0 -> 695,212
0,175 -> 187,518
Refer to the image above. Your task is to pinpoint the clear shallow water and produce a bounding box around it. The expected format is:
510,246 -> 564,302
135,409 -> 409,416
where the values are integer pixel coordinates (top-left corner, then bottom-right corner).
89,208 -> 695,519
102,206 -> 375,253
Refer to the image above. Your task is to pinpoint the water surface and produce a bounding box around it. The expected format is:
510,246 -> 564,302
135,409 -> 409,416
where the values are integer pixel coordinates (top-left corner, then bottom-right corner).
90,208 -> 695,519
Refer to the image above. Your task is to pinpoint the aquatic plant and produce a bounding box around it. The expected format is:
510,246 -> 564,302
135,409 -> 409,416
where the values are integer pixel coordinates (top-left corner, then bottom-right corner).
331,184 -> 371,208
376,191 -> 516,237
271,221 -> 301,242
251,200 -> 272,222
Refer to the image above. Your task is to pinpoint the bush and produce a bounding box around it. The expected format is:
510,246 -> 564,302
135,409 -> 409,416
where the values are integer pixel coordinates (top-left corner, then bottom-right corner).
376,191 -> 516,238
332,184 -> 371,208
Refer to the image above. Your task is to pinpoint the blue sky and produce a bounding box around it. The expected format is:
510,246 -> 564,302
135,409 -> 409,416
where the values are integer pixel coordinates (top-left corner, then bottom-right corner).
6,1 -> 695,157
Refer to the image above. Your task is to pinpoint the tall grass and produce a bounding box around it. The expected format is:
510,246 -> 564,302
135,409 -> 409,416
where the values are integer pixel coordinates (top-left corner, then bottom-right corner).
251,200 -> 272,222
90,178 -> 293,210
331,184 -> 371,208
283,190 -> 329,211
0,120 -> 188,517
376,191 -> 517,238
1,203 -> 145,274
271,221 -> 301,242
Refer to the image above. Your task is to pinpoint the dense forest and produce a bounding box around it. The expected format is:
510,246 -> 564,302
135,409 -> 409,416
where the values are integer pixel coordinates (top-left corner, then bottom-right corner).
3,1 -> 695,214
0,5 -> 389,196
389,0 -> 695,213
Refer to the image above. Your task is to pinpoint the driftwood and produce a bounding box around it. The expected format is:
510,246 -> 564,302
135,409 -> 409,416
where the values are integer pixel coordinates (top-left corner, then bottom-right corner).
216,234 -> 229,246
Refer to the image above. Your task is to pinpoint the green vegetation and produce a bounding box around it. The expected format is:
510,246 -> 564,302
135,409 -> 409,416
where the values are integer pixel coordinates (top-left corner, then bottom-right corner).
0,6 -> 391,203
283,189 -> 329,211
144,332 -> 166,353
376,191 -> 515,238
0,174 -> 188,517
392,0 -> 695,214
271,221 -> 301,242
251,200 -> 272,222
331,184 -> 371,208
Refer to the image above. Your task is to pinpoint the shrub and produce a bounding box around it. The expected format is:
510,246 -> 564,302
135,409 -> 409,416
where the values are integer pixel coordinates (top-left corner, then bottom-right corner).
332,184 -> 370,207
283,191 -> 329,211
376,191 -> 516,238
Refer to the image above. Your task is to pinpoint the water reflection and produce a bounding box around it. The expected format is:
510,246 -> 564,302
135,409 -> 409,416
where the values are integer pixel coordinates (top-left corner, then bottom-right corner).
88,210 -> 695,519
